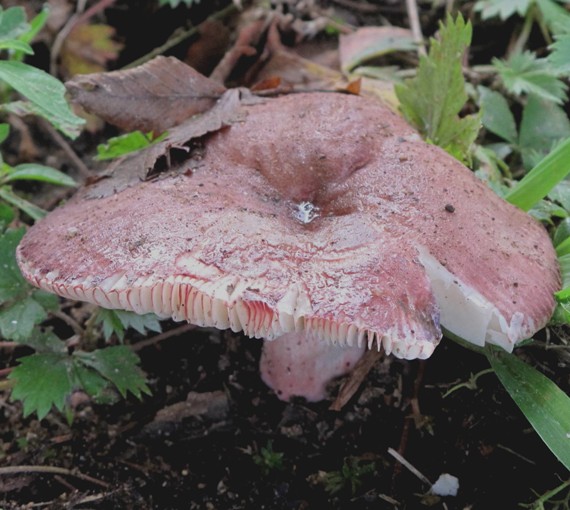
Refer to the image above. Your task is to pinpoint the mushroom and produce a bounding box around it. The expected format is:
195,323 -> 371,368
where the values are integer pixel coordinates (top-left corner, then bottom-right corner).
16,91 -> 560,402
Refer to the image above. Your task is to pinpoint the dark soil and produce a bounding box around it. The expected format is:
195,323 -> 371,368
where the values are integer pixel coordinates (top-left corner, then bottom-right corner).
1,1 -> 569,509
2,324 -> 569,509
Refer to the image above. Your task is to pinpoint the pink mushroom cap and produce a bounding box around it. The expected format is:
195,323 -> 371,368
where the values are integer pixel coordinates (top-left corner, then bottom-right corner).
16,91 -> 560,401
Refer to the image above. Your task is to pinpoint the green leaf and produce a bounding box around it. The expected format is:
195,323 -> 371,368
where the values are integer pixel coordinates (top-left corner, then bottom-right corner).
555,254 -> 570,301
76,346 -> 151,399
0,295 -> 48,341
505,137 -> 570,211
478,86 -> 518,144
96,131 -> 155,161
394,14 -> 480,164
18,328 -> 66,354
0,227 -> 26,303
0,6 -> 29,42
95,308 -> 162,341
0,61 -> 84,138
553,217 -> 570,248
0,228 -> 59,341
0,202 -> 15,229
0,123 -> 9,144
493,51 -> 567,104
486,347 -> 570,471
0,40 -> 33,54
3,163 -> 77,187
474,0 -> 532,20
549,180 -> 570,212
549,34 -> 570,76
536,0 -> 570,35
0,186 -> 46,220
9,352 -> 74,419
519,96 -> 570,169
114,310 -> 162,336
73,363 -> 109,400
18,5 -> 49,46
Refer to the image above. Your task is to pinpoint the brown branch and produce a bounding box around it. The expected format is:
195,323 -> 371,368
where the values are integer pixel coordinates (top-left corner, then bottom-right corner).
0,465 -> 110,489
131,323 -> 196,352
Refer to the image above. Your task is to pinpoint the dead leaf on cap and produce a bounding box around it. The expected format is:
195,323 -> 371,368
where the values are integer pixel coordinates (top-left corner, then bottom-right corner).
66,56 -> 227,134
83,88 -> 254,199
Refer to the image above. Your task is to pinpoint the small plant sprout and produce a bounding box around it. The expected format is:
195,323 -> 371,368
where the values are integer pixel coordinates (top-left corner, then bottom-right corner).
252,440 -> 285,476
323,457 -> 375,496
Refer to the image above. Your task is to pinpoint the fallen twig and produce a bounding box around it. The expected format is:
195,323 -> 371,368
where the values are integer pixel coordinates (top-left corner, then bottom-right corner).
0,465 -> 110,489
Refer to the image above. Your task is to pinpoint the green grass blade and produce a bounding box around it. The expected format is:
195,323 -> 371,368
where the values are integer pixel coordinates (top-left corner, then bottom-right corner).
505,137 -> 570,211
486,346 -> 570,470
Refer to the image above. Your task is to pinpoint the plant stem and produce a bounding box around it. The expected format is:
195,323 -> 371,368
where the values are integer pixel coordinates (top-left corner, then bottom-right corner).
123,3 -> 238,70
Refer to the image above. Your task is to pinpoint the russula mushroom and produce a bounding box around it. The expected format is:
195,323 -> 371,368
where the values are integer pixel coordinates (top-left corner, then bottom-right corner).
16,91 -> 560,402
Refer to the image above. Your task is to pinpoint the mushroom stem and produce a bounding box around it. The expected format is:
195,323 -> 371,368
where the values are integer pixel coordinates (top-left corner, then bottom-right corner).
260,332 -> 366,402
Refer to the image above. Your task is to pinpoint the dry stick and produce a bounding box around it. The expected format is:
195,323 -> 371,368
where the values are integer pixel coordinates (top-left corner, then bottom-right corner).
40,120 -> 91,181
405,0 -> 426,57
0,465 -> 110,489
387,447 -> 432,487
329,349 -> 383,411
330,0 -> 382,13
131,323 -> 196,352
51,309 -> 84,337
123,3 -> 238,71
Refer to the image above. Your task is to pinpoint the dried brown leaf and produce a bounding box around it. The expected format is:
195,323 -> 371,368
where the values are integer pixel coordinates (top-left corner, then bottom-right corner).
83,88 -> 253,199
65,56 -> 226,133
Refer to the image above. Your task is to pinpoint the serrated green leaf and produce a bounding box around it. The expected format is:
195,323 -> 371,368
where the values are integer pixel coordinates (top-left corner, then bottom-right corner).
549,34 -> 570,77
115,309 -> 162,336
2,163 -> 77,187
478,86 -> 518,144
96,308 -> 125,341
0,61 -> 84,138
486,347 -> 570,471
76,346 -> 150,399
394,14 -> 480,164
474,0 -> 532,20
0,227 -> 26,303
494,51 -> 567,104
9,352 -> 74,419
95,308 -> 161,341
73,363 -> 108,399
